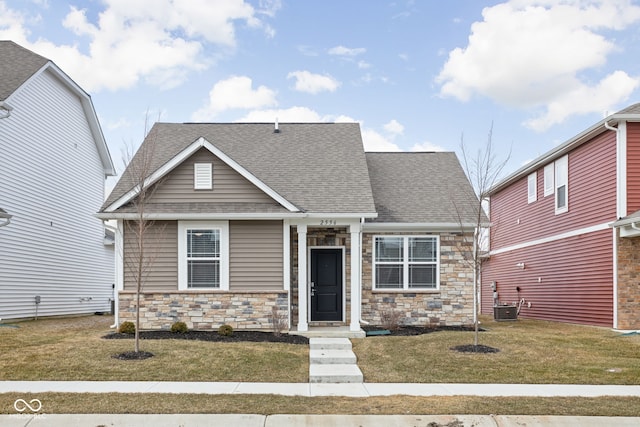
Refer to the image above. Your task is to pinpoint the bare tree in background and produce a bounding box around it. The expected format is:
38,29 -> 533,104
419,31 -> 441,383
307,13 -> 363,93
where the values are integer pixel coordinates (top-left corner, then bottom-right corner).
457,125 -> 510,348
121,120 -> 165,354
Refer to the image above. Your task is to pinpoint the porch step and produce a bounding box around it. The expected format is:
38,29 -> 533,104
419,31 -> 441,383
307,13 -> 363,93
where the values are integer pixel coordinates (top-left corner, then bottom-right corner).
308,338 -> 363,383
310,349 -> 357,364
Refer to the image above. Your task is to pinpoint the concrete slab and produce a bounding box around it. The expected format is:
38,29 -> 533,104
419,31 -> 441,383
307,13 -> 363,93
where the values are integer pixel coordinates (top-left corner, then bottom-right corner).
234,382 -> 310,396
364,383 -> 453,396
494,415 -> 640,426
309,337 -> 352,350
309,364 -> 363,383
22,414 -> 266,427
309,383 -> 370,397
266,414 -> 496,427
310,349 -> 357,364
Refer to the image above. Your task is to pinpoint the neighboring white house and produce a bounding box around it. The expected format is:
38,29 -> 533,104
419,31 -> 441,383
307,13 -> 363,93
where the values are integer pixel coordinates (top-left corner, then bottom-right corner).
0,40 -> 116,320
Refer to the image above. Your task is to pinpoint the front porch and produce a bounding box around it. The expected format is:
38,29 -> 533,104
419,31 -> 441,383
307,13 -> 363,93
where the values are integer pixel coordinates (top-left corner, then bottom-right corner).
288,325 -> 365,339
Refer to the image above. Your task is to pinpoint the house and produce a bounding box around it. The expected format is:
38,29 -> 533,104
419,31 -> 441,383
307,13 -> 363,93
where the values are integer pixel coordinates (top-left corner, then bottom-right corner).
0,41 -> 116,320
98,122 -> 483,334
482,103 -> 640,330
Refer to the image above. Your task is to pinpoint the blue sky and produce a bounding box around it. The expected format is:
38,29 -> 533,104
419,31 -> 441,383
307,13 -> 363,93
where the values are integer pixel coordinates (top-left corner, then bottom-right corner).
2,0 -> 640,194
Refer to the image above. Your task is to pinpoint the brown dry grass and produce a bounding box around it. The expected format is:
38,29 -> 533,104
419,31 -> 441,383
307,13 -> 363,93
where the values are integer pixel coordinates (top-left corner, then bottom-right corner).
0,315 -> 308,382
1,393 -> 640,416
353,316 -> 640,384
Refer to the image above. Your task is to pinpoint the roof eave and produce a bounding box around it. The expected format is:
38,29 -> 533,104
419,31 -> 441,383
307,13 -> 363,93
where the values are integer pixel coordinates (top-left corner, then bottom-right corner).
362,222 -> 480,232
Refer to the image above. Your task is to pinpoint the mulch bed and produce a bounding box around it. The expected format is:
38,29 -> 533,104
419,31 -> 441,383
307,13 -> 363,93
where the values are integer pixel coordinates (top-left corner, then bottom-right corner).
362,325 -> 481,336
103,330 -> 309,345
112,351 -> 155,360
450,344 -> 500,353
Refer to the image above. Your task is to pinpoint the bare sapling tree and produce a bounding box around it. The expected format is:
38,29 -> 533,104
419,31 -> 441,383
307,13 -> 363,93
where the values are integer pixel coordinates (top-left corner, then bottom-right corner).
121,119 -> 165,354
457,125 -> 510,347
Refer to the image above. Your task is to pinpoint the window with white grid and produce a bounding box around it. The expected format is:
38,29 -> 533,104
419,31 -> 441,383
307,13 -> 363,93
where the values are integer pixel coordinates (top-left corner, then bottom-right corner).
373,236 -> 439,290
178,221 -> 229,290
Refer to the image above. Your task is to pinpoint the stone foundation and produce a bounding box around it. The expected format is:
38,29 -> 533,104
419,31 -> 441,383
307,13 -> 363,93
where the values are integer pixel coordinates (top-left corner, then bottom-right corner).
616,233 -> 640,330
118,291 -> 289,331
361,232 -> 474,327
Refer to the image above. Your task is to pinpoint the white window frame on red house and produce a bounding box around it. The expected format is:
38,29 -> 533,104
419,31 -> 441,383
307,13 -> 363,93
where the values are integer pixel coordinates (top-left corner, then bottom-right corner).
555,155 -> 568,214
372,235 -> 440,291
543,163 -> 554,197
527,172 -> 537,203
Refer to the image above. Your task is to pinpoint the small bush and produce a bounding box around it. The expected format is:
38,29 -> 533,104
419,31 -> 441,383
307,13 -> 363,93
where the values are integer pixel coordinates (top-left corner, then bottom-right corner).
218,324 -> 234,336
380,309 -> 402,331
170,321 -> 188,333
270,305 -> 288,337
118,321 -> 135,334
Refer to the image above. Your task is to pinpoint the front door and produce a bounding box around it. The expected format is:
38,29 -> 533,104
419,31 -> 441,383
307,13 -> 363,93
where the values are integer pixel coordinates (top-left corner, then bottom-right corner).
310,248 -> 343,321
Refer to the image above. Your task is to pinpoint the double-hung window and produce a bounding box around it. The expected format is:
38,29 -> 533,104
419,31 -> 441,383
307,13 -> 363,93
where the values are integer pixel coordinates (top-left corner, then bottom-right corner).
555,155 -> 568,214
373,236 -> 439,290
527,172 -> 537,203
178,221 -> 229,290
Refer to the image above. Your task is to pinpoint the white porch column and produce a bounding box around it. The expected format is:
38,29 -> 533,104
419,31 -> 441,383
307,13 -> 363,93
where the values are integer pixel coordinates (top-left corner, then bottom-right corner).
350,223 -> 362,332
297,224 -> 308,332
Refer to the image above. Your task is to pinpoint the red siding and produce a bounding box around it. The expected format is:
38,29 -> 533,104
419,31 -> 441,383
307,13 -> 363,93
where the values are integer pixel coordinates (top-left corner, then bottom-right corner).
490,131 -> 617,250
481,228 -> 614,327
627,122 -> 640,213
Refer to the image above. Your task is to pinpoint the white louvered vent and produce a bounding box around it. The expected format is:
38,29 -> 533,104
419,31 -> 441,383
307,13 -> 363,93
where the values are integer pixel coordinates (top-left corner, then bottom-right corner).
194,163 -> 213,190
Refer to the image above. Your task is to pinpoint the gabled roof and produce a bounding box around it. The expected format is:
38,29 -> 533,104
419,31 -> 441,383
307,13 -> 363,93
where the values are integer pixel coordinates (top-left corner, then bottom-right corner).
489,102 -> 640,195
101,122 -> 378,216
365,152 -> 485,227
0,40 -> 115,176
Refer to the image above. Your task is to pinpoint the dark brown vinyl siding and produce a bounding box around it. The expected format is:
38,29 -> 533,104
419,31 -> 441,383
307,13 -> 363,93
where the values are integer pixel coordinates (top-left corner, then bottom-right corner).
490,131 -> 617,250
627,122 -> 640,213
123,221 -> 178,291
481,228 -> 614,327
150,148 -> 275,204
229,220 -> 283,290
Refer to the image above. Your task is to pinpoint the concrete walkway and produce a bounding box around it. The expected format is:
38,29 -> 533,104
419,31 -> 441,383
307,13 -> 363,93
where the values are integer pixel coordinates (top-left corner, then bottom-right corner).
2,380 -> 640,397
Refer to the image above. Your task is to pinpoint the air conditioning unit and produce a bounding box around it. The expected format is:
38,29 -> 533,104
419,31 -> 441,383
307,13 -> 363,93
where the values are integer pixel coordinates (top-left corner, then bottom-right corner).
494,305 -> 517,321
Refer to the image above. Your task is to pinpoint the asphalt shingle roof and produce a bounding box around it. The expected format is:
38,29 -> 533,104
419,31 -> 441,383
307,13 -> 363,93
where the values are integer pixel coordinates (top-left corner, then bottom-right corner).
365,152 -> 484,224
0,41 -> 49,101
103,122 -> 377,215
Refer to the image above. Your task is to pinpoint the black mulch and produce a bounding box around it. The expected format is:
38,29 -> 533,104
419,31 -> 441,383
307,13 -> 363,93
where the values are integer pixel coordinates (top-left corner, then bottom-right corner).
103,330 -> 309,345
362,325 -> 482,336
112,351 -> 155,360
450,344 -> 500,353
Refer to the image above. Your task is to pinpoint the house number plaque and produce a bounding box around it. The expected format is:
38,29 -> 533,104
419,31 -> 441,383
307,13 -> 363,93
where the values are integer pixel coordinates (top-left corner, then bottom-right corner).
320,219 -> 337,226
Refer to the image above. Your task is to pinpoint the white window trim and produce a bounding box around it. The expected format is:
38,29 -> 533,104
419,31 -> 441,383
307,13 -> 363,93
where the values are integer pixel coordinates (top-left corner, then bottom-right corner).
527,172 -> 537,203
178,221 -> 229,290
555,155 -> 568,214
543,163 -> 554,197
372,235 -> 440,291
194,163 -> 213,190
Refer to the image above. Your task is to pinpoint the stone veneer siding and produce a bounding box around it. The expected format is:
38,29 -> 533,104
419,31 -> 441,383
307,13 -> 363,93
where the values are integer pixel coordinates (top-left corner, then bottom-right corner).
119,291 -> 289,330
290,227 -> 351,326
616,232 -> 640,330
361,232 -> 474,327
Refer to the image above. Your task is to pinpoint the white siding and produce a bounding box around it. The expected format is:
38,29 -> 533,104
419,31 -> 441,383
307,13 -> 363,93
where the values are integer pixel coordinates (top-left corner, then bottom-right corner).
0,69 -> 114,320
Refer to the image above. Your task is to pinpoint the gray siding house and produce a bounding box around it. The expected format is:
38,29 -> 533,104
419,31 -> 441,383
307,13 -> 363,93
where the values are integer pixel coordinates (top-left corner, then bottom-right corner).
0,41 -> 116,320
98,122 -> 481,334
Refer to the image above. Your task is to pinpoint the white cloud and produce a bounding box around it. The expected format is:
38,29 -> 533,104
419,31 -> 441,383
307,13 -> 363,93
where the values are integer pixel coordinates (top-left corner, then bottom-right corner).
287,70 -> 340,94
328,45 -> 366,56
0,0 -> 274,92
357,60 -> 371,69
191,76 -> 277,120
361,129 -> 402,152
436,0 -> 640,130
383,119 -> 404,135
411,141 -> 445,152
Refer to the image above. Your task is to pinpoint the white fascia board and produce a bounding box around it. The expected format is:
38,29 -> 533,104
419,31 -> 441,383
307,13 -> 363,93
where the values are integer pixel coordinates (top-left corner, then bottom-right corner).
96,212 -> 307,221
362,222 -> 478,232
305,212 -> 378,219
489,114 -> 640,195
199,138 -> 299,212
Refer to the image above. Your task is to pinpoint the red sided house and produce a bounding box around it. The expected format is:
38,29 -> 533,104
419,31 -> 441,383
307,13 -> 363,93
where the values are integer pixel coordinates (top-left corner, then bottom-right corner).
98,122 -> 484,335
482,103 -> 640,329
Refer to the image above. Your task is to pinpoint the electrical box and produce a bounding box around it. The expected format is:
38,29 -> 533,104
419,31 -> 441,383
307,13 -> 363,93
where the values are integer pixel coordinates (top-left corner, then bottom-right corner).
494,305 -> 517,321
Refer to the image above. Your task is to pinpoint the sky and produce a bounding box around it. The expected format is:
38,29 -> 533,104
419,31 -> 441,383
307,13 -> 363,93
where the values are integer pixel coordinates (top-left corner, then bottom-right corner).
2,0 -> 640,196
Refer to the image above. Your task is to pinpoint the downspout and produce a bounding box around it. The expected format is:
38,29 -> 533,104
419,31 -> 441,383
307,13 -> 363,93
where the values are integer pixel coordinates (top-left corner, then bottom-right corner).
605,119 -> 621,330
359,217 -> 369,325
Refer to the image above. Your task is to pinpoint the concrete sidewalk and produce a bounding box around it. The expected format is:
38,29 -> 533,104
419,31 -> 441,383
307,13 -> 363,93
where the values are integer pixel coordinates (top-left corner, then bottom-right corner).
2,414 -> 640,427
2,380 -> 640,397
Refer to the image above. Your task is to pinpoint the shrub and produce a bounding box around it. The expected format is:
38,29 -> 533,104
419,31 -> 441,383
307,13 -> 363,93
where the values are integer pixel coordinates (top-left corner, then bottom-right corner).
380,309 -> 402,331
170,321 -> 188,333
118,321 -> 135,334
270,305 -> 288,337
218,324 -> 234,336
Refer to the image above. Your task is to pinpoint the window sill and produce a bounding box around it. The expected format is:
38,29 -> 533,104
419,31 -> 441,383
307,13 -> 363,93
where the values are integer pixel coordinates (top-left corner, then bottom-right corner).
372,289 -> 440,294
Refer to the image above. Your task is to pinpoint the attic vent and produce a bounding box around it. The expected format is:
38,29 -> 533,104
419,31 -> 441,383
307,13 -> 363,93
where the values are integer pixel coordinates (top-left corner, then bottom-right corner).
194,163 -> 213,190
274,118 -> 280,133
